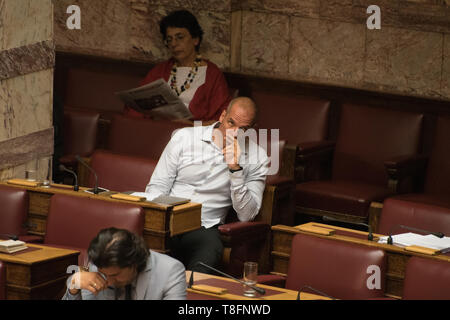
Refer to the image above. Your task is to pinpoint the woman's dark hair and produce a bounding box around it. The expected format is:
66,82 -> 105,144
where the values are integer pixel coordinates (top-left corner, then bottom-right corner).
159,10 -> 204,51
88,228 -> 149,273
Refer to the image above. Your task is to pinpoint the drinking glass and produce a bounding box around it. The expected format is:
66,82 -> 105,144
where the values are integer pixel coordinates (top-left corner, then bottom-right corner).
243,262 -> 258,297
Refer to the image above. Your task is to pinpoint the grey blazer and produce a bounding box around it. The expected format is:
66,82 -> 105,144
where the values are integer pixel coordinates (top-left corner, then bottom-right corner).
63,250 -> 187,300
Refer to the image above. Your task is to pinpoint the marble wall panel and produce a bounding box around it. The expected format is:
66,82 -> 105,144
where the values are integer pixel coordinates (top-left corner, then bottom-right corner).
0,129 -> 53,171
0,69 -> 53,141
196,10 -> 231,69
129,5 -> 170,62
53,0 -> 131,59
241,11 -> 290,74
0,0 -> 53,50
398,1 -> 450,34
442,34 -> 450,99
289,18 -> 365,86
0,40 -> 55,81
263,0 -> 320,18
148,0 -> 232,12
365,27 -> 443,98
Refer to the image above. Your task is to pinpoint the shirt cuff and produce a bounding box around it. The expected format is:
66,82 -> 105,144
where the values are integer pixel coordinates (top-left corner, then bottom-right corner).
229,169 -> 245,189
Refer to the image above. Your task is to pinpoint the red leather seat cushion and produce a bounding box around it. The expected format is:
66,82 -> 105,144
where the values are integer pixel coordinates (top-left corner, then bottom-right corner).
44,194 -> 144,250
286,233 -> 386,299
0,185 -> 29,236
403,257 -> 450,300
88,150 -> 158,192
378,197 -> 450,236
296,180 -> 393,218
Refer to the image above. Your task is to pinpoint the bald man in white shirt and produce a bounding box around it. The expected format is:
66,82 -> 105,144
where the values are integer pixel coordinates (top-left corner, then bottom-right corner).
146,97 -> 269,273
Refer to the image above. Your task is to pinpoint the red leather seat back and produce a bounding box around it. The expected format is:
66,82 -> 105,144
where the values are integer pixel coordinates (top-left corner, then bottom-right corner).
0,261 -> 5,300
88,150 -> 157,192
252,91 -> 330,144
378,197 -> 450,236
44,194 -> 144,250
424,116 -> 450,196
332,104 -> 423,186
286,233 -> 386,299
63,109 -> 99,157
0,185 -> 28,236
108,115 -> 189,159
403,257 -> 450,300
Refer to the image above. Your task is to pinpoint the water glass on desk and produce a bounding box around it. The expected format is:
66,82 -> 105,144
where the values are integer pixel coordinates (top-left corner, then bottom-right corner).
25,158 -> 38,181
243,261 -> 258,297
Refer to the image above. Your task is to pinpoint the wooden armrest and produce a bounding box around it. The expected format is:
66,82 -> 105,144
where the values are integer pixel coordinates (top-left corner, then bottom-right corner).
295,141 -> 335,183
384,154 -> 428,194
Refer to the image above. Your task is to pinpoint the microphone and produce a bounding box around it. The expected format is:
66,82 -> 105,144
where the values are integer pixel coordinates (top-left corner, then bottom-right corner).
195,262 -> 265,295
387,224 -> 445,245
323,216 -> 374,241
297,285 -> 336,300
59,164 -> 79,191
75,155 -> 107,194
0,233 -> 19,241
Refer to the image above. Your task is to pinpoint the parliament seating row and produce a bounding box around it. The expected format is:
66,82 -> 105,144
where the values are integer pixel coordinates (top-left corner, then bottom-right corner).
0,185 -> 145,266
0,186 -> 145,299
261,233 -> 450,300
62,100 -> 449,234
82,149 -> 270,277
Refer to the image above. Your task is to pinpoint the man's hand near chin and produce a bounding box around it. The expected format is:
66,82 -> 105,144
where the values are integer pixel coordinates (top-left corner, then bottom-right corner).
223,131 -> 242,171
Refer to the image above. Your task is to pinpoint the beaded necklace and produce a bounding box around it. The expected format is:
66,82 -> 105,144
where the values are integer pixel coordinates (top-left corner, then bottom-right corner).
170,55 -> 202,96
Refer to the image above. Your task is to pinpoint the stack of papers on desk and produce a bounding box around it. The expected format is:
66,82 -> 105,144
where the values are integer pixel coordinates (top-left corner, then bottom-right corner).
0,240 -> 27,253
378,233 -> 450,252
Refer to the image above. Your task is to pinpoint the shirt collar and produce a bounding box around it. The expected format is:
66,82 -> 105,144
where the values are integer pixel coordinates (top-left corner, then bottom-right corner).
201,122 -> 220,142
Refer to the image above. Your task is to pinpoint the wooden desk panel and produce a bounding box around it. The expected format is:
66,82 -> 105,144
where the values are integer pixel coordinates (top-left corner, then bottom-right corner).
271,223 -> 450,299
185,271 -> 331,300
0,244 -> 79,299
1,181 -> 202,253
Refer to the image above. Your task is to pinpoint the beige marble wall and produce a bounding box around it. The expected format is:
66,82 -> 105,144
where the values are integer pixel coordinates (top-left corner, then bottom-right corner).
53,0 -> 450,101
0,0 -> 54,180
53,0 -> 231,68
235,0 -> 450,101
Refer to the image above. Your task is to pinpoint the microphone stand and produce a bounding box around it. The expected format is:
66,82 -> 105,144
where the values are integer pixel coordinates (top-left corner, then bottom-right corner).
75,155 -> 108,194
59,164 -> 79,191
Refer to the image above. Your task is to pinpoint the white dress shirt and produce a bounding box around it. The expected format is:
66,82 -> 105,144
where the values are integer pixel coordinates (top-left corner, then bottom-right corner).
145,123 -> 269,228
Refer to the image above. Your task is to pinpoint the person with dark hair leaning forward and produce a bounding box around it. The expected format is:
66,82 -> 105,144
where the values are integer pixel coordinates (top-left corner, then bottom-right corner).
62,228 -> 186,300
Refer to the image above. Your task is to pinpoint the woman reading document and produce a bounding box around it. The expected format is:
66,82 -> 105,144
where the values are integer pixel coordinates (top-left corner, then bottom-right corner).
124,10 -> 231,122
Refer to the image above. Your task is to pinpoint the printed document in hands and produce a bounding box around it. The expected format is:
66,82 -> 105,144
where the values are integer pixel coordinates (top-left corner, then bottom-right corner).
116,78 -> 193,120
378,232 -> 450,252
